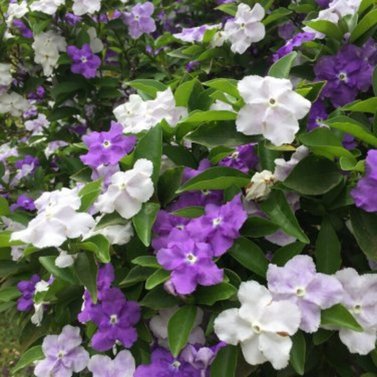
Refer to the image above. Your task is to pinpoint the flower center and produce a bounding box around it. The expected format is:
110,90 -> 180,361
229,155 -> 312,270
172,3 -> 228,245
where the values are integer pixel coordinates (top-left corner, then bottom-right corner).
102,140 -> 111,148
252,323 -> 262,334
57,350 -> 65,359
353,304 -> 362,314
80,56 -> 88,63
269,98 -> 277,106
296,287 -> 306,297
109,314 -> 118,325
240,22 -> 245,29
231,151 -> 239,159
170,360 -> 181,370
176,224 -> 185,231
338,72 -> 348,82
186,252 -> 197,264
212,217 -> 222,227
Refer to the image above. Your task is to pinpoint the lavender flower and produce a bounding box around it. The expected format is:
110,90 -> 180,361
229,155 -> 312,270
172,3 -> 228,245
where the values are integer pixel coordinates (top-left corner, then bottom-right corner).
314,45 -> 373,107
273,32 -> 315,61
351,150 -> 377,212
67,44 -> 101,79
267,255 -> 344,332
307,100 -> 328,131
17,274 -> 40,312
10,194 -> 36,212
80,122 -> 136,169
88,350 -> 135,377
134,347 -> 201,377
123,2 -> 156,39
12,19 -> 33,38
219,144 -> 258,173
34,325 -> 89,377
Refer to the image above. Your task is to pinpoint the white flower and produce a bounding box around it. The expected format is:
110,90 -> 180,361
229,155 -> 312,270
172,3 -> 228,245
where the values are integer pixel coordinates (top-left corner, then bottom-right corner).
73,0 -> 101,16
95,159 -> 154,219
334,268 -> 377,355
274,146 -> 309,181
25,113 -> 50,135
245,170 -> 276,201
11,187 -> 95,249
0,63 -> 13,87
236,75 -> 311,146
32,31 -> 67,76
224,3 -> 265,54
31,302 -> 45,326
0,92 -> 29,116
211,30 -> 228,48
0,143 -> 18,162
6,1 -> 28,27
114,88 -> 187,134
30,0 -> 65,15
329,0 -> 361,17
150,307 -> 205,348
55,250 -> 77,268
88,27 -> 104,53
214,281 -> 301,370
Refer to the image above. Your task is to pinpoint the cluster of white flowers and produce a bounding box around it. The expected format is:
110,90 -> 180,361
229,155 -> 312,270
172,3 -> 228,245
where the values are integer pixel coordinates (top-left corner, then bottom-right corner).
304,0 -> 362,39
32,31 -> 67,76
237,75 -> 311,146
11,187 -> 95,249
6,1 -> 28,27
0,92 -> 29,116
212,3 -> 266,54
95,159 -> 154,219
0,63 -> 13,91
113,88 -> 187,133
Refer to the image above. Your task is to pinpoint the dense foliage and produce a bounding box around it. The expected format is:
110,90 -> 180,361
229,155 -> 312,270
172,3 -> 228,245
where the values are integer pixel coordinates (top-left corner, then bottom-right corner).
0,0 -> 377,376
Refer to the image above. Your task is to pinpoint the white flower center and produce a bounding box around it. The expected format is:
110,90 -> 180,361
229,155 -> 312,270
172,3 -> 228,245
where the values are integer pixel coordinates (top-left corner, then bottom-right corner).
185,252 -> 197,264
171,360 -> 181,370
338,72 -> 348,82
176,224 -> 185,231
80,56 -> 88,63
296,287 -> 306,297
231,151 -> 239,159
109,314 -> 118,325
103,140 -> 111,148
57,350 -> 65,359
353,304 -> 362,314
252,323 -> 262,334
212,217 -> 222,227
268,98 -> 277,106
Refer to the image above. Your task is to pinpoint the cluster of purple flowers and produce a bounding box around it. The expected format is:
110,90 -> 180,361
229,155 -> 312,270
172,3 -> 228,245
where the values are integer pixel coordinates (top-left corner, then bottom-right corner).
78,264 -> 140,351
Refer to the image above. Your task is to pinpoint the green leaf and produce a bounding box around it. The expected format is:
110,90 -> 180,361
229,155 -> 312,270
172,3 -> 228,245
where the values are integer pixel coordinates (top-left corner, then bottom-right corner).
185,121 -> 256,148
0,286 -> 21,302
228,237 -> 268,277
39,256 -> 78,285
158,167 -> 184,206
350,207 -> 377,261
342,98 -> 377,114
140,286 -> 179,309
168,305 -> 197,357
210,345 -> 238,377
203,78 -> 240,98
132,256 -> 160,268
263,7 -> 292,26
126,79 -> 167,99
120,266 -> 155,287
350,8 -> 377,42
11,345 -> 44,374
325,116 -> 377,147
195,282 -> 237,305
215,3 -> 237,16
171,206 -> 205,218
176,167 -> 250,193
174,79 -> 201,108
260,190 -> 309,244
145,269 -> 170,290
315,218 -> 341,274
0,196 -> 10,216
268,52 -> 297,79
74,252 -> 98,303
241,217 -> 279,237
321,304 -> 363,332
80,234 -> 111,263
313,329 -> 334,345
181,110 -> 237,123
132,202 -> 160,247
284,156 -> 343,196
290,331 -> 306,376
134,125 -> 163,185
79,179 -> 102,211
296,81 -> 326,102
271,242 -> 305,266
163,145 -> 197,168
303,20 -> 343,39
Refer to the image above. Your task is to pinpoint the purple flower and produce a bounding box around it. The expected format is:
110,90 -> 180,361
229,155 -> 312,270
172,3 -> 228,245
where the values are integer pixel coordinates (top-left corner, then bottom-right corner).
188,195 -> 247,256
157,231 -> 223,295
64,13 -> 82,26
183,159 -> 211,182
123,2 -> 156,39
186,61 -> 200,72
314,45 -> 373,107
11,194 -> 36,212
361,38 -> 377,66
80,122 -> 136,168
15,155 -> 39,171
90,288 -> 140,351
169,190 -> 223,211
267,255 -> 343,332
67,44 -> 101,79
351,150 -> 377,212
34,325 -> 89,377
307,100 -> 328,131
219,144 -> 258,173
273,32 -> 315,61
134,347 -> 201,377
17,274 -> 40,312
278,22 -> 296,39
12,19 -> 33,38
316,0 -> 331,7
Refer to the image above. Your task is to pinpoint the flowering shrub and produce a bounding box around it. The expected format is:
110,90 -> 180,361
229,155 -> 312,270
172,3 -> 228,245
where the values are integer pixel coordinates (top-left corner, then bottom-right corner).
1,0 -> 377,376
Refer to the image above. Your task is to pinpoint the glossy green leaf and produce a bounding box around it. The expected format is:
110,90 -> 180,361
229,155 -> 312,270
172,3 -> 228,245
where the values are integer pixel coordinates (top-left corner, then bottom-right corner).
80,234 -> 111,263
158,167 -> 184,206
79,179 -> 102,211
350,9 -> 377,42
168,305 -> 197,357
241,217 -> 279,238
271,242 -> 305,266
0,286 -> 21,302
0,196 -> 10,216
210,345 -> 238,377
203,78 -> 239,98
268,52 -> 297,79
171,206 -> 205,218
132,202 -> 160,247
140,286 -> 179,309
263,7 -> 292,26
342,97 -> 377,114
11,345 -> 44,374
132,256 -> 160,268
74,252 -> 98,303
215,3 -> 237,16
304,20 -> 343,39
321,304 -> 363,332
195,282 -> 237,305
39,256 -> 78,285
181,110 -> 237,124
145,269 -> 170,290
290,331 -> 306,376
126,79 -> 166,98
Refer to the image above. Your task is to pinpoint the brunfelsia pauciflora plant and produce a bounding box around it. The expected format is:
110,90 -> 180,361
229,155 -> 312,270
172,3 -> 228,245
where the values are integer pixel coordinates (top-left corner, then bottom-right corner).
1,0 -> 377,376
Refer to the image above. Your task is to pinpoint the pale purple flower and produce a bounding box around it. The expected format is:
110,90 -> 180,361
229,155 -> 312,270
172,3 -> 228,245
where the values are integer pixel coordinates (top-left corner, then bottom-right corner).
17,274 -> 40,312
34,325 -> 89,377
273,32 -> 315,61
267,255 -> 344,332
80,122 -> 136,168
351,150 -> 377,212
88,350 -> 135,377
278,22 -> 296,39
219,144 -> 258,173
91,163 -> 120,187
123,2 -> 156,39
67,44 -> 101,79
11,194 -> 36,212
157,231 -> 223,295
134,347 -> 201,377
13,19 -> 33,38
